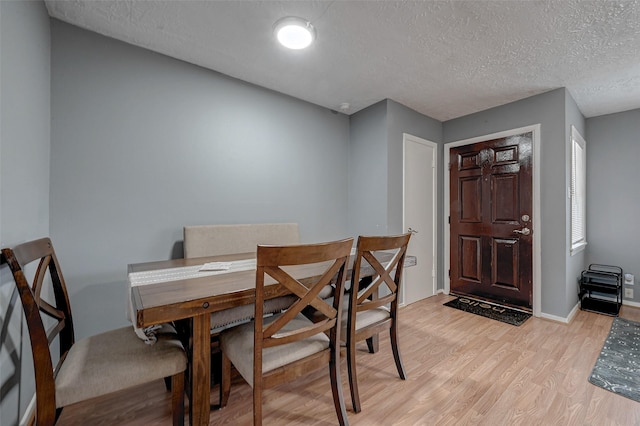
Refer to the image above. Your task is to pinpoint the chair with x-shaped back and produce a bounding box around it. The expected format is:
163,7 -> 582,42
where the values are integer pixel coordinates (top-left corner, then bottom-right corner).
219,238 -> 353,425
1,237 -> 187,425
343,233 -> 411,413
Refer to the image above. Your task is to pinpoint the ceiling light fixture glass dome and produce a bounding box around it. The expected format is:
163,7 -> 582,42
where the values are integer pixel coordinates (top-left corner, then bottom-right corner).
274,16 -> 316,50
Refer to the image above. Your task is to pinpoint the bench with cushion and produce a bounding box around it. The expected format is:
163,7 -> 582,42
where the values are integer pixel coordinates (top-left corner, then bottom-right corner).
183,223 -> 301,332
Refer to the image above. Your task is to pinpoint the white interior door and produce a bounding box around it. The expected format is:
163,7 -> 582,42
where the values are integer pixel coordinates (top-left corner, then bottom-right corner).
403,134 -> 437,305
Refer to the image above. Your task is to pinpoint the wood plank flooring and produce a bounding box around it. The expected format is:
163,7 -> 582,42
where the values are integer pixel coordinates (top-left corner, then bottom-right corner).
58,294 -> 640,425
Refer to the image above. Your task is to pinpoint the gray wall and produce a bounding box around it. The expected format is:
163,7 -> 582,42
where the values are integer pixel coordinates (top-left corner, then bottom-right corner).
0,1 -> 51,424
0,2 -> 51,245
50,21 -> 350,339
443,89 -> 575,318
348,100 -> 389,236
386,99 -> 443,234
586,109 -> 640,299
348,99 -> 443,270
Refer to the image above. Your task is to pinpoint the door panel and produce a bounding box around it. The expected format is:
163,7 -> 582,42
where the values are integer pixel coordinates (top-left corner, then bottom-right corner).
460,236 -> 481,282
492,174 -> 519,222
403,135 -> 437,305
450,133 -> 533,310
460,177 -> 482,222
492,237 -> 518,288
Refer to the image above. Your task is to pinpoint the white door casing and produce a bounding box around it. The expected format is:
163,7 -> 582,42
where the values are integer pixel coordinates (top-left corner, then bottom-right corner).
444,124 -> 541,317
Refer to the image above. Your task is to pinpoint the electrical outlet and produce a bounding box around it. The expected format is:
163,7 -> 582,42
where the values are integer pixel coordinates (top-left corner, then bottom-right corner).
625,288 -> 634,299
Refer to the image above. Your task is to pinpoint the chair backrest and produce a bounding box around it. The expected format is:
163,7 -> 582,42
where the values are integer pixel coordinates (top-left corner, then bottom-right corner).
253,238 -> 353,379
1,237 -> 74,424
349,233 -> 412,319
183,223 -> 300,258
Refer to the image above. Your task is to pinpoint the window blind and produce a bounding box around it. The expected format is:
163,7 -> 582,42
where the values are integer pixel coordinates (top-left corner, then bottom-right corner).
571,127 -> 587,252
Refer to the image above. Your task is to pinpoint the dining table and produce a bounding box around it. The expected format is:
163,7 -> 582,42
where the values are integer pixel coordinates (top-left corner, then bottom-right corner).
129,250 -> 416,426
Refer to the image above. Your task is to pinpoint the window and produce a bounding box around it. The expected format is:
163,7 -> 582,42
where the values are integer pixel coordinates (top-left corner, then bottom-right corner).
570,126 -> 587,254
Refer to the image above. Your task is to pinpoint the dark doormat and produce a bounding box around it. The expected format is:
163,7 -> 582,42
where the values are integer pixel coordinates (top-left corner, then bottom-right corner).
589,317 -> 640,402
443,297 -> 531,326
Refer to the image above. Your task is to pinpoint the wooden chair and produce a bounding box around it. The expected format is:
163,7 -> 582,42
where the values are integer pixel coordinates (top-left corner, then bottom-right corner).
1,238 -> 187,425
344,233 -> 411,413
219,238 -> 353,426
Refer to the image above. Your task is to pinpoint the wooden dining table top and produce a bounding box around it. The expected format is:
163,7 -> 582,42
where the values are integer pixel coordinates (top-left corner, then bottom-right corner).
129,250 -> 416,328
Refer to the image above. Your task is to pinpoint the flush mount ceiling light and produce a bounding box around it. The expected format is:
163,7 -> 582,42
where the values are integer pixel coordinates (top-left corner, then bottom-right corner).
274,16 -> 316,50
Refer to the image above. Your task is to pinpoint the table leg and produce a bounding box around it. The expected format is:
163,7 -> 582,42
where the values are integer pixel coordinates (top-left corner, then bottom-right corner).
189,313 -> 210,426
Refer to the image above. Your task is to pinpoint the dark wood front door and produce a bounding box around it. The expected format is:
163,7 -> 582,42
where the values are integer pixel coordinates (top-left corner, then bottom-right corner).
449,132 -> 533,310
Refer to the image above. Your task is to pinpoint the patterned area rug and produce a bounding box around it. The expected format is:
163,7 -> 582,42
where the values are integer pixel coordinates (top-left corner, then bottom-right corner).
589,317 -> 640,402
443,297 -> 531,326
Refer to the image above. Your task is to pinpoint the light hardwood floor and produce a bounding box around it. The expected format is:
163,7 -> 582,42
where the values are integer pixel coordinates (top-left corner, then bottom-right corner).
58,294 -> 640,425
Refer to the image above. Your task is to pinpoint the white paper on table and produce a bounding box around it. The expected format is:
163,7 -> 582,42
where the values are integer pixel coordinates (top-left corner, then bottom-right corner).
200,261 -> 232,271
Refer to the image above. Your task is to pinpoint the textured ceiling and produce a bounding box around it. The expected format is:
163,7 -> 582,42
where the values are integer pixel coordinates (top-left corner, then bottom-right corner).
45,0 -> 640,121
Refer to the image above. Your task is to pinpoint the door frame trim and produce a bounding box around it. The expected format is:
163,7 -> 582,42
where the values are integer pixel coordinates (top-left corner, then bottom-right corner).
402,133 -> 438,305
444,124 -> 541,317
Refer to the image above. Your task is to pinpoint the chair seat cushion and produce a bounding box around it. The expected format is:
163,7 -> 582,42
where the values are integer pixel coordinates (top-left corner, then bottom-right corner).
210,295 -> 297,332
55,325 -> 187,407
219,313 -> 329,387
341,306 -> 390,337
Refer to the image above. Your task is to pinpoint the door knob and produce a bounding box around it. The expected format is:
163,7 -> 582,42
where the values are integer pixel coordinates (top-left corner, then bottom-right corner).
407,228 -> 418,234
513,227 -> 531,236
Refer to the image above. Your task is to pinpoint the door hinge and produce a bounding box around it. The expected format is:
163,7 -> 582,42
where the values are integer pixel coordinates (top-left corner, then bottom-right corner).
448,216 -> 450,224
448,269 -> 451,277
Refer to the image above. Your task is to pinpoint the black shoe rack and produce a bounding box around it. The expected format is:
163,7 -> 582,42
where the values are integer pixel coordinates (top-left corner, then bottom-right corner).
579,264 -> 623,316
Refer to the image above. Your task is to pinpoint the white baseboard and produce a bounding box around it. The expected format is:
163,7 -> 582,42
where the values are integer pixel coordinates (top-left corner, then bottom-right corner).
535,302 -> 580,324
623,299 -> 640,308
